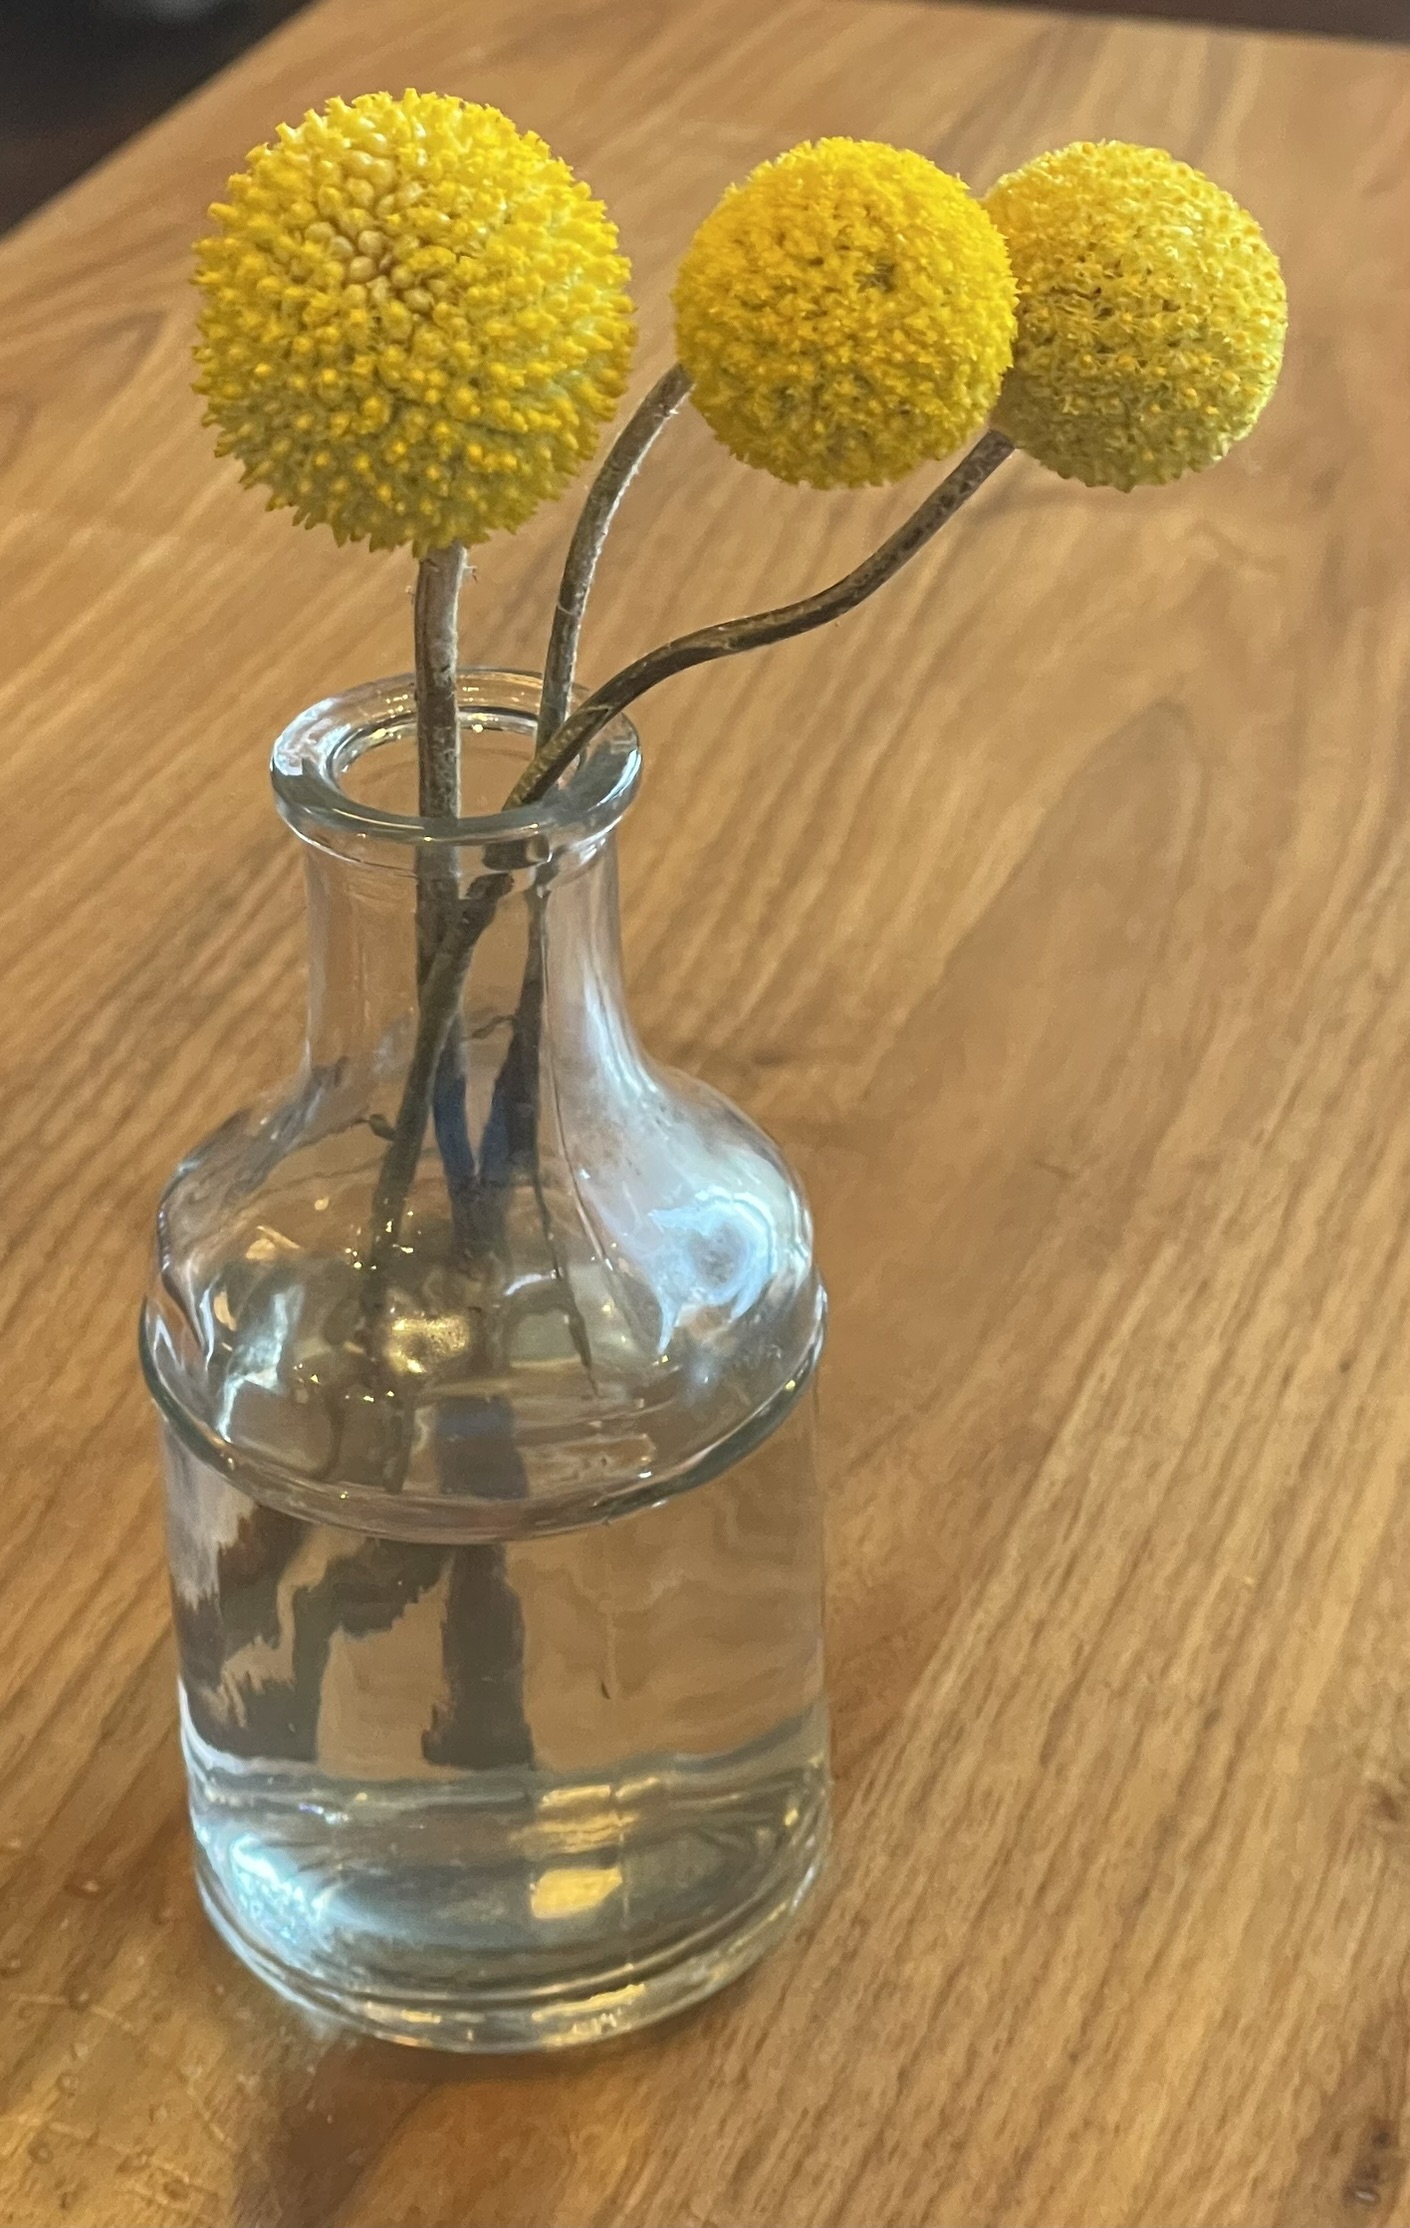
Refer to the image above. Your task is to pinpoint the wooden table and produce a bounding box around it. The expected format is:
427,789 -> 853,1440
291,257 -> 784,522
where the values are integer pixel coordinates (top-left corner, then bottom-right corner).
1,2 -> 1406,2222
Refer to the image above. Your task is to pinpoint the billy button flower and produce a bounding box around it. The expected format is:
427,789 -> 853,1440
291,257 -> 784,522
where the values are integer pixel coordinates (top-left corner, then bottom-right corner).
520,139 -> 1289,817
672,139 -> 1017,488
528,138 -> 1021,757
983,140 -> 1287,491
193,91 -> 636,555
191,91 -> 637,1289
514,141 -> 1024,807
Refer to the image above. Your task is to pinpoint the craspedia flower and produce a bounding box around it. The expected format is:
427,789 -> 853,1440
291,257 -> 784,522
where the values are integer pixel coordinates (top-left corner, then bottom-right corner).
193,92 -> 636,554
983,141 -> 1286,491
673,140 -> 1016,489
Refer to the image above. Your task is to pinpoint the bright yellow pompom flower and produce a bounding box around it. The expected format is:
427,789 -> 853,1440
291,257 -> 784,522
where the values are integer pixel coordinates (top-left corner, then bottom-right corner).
193,92 -> 636,554
673,140 -> 1016,489
983,141 -> 1286,491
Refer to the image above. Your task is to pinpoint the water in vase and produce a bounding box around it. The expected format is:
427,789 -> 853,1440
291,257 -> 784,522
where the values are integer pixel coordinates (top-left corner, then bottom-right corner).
161,1383 -> 827,2050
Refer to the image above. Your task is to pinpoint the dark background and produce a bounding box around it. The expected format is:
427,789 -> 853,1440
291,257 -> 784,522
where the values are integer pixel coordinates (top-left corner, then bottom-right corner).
2,0 -> 1408,236
1,0 -> 308,233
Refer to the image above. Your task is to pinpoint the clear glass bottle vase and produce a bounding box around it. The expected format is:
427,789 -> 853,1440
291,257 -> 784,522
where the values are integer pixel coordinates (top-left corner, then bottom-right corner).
141,670 -> 828,2050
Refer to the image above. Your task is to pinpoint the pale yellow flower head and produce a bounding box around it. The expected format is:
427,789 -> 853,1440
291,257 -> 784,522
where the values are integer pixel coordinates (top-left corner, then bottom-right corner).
983,140 -> 1286,490
193,92 -> 636,554
673,139 -> 1016,489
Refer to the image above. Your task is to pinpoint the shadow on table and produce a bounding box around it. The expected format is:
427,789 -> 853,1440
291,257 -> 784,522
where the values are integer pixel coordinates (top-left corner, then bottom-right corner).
222,1922 -> 772,2224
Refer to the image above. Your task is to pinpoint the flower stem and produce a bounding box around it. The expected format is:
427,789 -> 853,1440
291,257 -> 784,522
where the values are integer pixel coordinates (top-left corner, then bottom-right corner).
365,429 -> 1015,1309
414,542 -> 467,824
509,428 -> 1016,808
536,365 -> 692,747
361,869 -> 511,1323
412,542 -> 482,1260
321,431 -> 1016,1786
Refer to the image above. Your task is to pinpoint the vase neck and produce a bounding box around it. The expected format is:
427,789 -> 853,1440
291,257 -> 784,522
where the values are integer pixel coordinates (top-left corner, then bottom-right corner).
301,809 -> 631,1082
269,668 -> 639,1093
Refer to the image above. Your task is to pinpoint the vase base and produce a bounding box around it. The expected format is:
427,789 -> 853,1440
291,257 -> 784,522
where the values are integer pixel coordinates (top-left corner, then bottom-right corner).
193,1808 -> 827,2051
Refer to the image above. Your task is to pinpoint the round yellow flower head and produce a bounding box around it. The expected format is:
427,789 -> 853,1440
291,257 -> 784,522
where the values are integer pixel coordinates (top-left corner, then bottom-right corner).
673,139 -> 1016,489
193,92 -> 636,554
983,141 -> 1286,490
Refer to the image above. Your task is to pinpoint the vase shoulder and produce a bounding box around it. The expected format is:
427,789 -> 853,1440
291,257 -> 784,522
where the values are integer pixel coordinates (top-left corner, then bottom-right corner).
142,672 -> 824,1540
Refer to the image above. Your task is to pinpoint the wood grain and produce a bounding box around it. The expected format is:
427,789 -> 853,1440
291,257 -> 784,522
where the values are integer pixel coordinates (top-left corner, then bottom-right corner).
0,3 -> 1407,2224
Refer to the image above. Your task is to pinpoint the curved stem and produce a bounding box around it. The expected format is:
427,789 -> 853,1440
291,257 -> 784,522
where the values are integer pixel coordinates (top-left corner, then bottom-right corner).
536,365 -> 692,747
509,429 -> 1016,810
362,429 -> 1016,1313
329,430 -> 1017,1773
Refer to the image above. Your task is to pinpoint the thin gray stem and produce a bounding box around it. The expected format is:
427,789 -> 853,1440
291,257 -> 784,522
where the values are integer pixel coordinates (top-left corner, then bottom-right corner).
414,541 -> 467,826
520,882 -> 598,1382
536,365 -> 692,747
363,429 -> 1016,1308
361,870 -> 511,1323
508,429 -> 1016,809
413,541 -> 466,985
412,542 -> 481,1261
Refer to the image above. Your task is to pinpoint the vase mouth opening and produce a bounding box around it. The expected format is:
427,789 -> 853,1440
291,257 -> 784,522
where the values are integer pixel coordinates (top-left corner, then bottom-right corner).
271,668 -> 640,865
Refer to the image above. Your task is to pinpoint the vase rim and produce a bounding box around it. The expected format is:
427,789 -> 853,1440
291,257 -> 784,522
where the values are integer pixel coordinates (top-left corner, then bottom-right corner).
271,666 -> 640,860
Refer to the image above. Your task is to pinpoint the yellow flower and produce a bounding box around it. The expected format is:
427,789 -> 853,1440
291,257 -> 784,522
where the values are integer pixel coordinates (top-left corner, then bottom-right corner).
673,140 -> 1015,489
983,141 -> 1286,490
193,92 -> 635,554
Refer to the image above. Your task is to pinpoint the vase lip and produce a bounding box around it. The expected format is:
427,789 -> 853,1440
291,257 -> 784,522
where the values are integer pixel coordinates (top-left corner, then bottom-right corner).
271,666 -> 640,861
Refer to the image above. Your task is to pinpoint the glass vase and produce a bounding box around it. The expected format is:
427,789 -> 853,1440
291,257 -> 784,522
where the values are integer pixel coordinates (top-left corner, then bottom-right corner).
141,670 -> 828,2051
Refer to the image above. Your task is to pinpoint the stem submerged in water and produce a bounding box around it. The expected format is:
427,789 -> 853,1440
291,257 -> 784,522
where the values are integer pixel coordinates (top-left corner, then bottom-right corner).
213,427 -> 1017,1782
346,545 -> 533,1778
